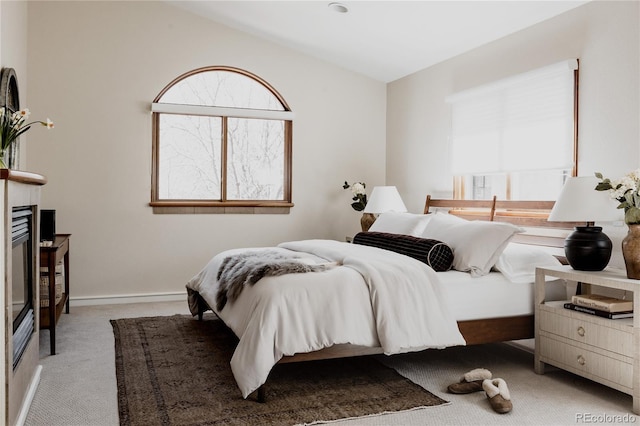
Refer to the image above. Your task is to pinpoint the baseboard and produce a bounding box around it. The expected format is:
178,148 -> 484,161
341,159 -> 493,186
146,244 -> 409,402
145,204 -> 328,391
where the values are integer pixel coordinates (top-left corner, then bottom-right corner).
69,291 -> 187,307
15,364 -> 42,426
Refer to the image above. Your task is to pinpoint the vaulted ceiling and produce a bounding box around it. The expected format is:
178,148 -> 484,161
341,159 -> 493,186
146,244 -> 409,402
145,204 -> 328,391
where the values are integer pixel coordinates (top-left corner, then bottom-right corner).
169,1 -> 589,82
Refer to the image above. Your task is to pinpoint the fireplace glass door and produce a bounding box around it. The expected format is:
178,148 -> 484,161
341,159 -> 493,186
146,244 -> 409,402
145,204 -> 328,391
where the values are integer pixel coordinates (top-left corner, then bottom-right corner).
12,207 -> 34,368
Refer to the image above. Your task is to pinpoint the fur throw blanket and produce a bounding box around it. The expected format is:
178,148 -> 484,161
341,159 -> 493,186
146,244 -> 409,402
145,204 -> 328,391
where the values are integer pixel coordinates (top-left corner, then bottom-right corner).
215,250 -> 336,311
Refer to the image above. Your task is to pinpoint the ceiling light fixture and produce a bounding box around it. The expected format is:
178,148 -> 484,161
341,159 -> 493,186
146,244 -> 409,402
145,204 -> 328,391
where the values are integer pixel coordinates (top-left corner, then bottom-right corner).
328,2 -> 349,14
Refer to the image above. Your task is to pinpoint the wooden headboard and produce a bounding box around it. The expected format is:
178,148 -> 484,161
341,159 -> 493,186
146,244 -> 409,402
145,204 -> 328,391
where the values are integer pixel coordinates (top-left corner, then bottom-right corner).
423,195 -> 580,249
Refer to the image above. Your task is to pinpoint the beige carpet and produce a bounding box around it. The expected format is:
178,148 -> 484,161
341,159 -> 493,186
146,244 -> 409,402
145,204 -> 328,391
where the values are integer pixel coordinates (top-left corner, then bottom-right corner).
112,314 -> 447,425
25,301 -> 637,425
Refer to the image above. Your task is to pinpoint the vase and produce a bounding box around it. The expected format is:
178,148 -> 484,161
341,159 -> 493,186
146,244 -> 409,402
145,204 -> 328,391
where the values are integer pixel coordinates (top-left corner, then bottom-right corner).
0,143 -> 18,169
6,142 -> 19,169
0,149 -> 8,169
622,224 -> 640,279
360,213 -> 375,232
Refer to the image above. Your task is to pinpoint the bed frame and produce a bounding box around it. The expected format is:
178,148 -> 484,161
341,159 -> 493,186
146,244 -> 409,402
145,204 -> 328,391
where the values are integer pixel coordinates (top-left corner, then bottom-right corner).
194,196 -> 579,401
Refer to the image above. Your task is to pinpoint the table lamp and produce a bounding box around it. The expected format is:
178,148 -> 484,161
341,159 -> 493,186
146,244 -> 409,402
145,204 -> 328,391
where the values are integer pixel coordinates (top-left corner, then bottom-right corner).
548,176 -> 621,271
362,186 -> 407,230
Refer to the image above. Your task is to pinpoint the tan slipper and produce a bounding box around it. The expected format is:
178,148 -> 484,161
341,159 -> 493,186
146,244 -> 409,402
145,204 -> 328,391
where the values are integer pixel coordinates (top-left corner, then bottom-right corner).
482,378 -> 513,414
447,368 -> 492,394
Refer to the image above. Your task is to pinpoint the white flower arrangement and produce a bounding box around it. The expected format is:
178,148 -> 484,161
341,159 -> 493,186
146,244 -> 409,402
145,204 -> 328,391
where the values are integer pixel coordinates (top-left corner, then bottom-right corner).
342,181 -> 367,211
595,170 -> 640,225
0,107 -> 54,151
0,107 -> 54,168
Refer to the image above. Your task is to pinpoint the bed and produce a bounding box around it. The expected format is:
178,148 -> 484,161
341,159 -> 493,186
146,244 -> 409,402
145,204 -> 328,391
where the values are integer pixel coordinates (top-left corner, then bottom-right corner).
186,196 -> 578,401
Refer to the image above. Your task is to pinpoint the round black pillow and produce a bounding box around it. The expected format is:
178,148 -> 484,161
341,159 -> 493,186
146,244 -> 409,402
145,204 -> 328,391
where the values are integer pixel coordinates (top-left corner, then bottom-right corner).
352,231 -> 453,272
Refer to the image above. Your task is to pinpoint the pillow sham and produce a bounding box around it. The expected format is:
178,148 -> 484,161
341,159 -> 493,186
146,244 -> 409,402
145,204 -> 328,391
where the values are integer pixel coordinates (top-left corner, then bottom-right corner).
352,231 -> 453,272
368,212 -> 431,237
421,212 -> 523,277
494,243 -> 562,283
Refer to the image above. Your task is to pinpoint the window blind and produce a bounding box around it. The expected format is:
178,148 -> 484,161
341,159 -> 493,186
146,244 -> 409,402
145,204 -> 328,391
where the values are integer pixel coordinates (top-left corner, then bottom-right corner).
447,59 -> 578,175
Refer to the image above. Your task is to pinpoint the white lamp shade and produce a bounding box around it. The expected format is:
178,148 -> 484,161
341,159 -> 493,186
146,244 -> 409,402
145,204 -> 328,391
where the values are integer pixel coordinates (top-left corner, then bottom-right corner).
364,186 -> 407,214
548,176 -> 622,222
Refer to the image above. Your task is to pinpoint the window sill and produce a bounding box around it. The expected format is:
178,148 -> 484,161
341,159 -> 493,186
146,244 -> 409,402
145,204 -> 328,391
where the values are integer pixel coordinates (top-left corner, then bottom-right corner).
150,201 -> 293,215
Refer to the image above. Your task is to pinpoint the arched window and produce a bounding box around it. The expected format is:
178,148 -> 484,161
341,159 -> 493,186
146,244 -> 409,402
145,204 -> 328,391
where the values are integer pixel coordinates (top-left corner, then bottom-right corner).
150,66 -> 294,213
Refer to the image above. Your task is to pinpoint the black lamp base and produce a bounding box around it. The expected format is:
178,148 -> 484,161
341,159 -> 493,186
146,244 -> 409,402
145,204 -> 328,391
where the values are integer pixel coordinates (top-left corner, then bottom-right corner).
564,226 -> 612,271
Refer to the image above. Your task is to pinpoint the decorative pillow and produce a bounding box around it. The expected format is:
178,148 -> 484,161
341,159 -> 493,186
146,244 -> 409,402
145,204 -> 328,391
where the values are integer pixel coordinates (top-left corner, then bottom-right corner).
421,212 -> 523,277
352,231 -> 453,272
494,243 -> 562,283
368,212 -> 432,236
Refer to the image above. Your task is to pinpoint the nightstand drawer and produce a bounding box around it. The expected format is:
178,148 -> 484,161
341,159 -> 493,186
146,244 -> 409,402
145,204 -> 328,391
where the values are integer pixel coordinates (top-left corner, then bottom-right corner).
539,334 -> 633,392
539,308 -> 633,357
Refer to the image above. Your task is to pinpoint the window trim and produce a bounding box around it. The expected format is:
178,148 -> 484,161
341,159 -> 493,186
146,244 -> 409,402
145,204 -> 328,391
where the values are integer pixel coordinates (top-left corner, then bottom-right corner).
150,66 -> 293,212
150,103 -> 294,121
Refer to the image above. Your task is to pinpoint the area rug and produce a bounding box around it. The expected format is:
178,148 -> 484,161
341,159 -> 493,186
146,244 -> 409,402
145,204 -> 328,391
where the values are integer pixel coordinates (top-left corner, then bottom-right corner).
111,314 -> 448,426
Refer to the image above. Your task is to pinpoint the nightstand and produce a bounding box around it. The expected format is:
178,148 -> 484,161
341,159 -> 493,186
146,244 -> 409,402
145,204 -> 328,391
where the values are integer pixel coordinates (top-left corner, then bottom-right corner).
534,265 -> 640,414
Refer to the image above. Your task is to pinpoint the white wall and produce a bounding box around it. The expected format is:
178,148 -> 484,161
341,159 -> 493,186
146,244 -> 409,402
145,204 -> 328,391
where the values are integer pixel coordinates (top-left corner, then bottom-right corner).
1,0 -> 27,105
25,1 -> 386,301
1,0 -> 28,169
387,0 -> 640,213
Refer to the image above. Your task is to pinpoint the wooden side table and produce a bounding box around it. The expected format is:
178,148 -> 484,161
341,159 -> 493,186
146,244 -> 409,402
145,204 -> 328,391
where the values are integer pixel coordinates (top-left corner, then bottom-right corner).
535,265 -> 640,414
40,234 -> 71,355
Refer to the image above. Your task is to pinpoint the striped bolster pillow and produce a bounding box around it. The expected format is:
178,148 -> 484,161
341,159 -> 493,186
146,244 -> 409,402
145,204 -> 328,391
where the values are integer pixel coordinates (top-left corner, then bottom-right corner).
352,231 -> 453,272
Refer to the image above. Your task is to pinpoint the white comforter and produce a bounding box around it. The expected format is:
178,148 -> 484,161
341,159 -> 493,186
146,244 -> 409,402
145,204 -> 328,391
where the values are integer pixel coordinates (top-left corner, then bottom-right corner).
186,239 -> 465,398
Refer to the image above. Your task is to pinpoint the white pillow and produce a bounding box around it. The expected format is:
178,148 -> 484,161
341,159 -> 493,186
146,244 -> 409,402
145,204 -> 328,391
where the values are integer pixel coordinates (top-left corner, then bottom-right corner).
494,243 -> 562,283
369,212 -> 431,236
421,212 -> 523,276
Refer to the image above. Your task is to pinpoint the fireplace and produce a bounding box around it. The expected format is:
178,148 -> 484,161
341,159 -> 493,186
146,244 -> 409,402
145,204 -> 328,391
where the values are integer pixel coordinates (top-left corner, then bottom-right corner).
1,170 -> 46,425
11,207 -> 34,369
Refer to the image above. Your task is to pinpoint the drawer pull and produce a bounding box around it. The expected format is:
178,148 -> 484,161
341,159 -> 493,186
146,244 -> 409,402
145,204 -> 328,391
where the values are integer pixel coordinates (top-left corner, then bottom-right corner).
577,326 -> 585,337
577,355 -> 586,366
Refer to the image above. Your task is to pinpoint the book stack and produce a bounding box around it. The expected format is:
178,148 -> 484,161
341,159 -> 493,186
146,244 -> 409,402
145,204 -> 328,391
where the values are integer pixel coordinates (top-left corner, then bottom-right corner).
564,293 -> 634,319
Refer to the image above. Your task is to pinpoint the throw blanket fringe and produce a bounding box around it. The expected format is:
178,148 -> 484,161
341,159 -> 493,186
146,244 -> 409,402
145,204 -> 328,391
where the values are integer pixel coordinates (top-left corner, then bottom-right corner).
216,250 -> 336,311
